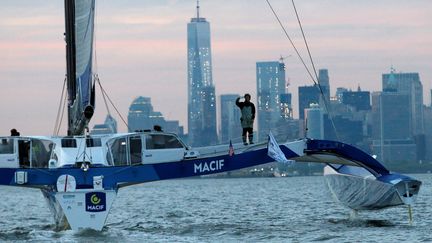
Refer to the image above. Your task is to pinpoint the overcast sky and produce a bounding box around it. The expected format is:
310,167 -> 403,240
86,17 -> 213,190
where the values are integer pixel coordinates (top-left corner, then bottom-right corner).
0,0 -> 431,135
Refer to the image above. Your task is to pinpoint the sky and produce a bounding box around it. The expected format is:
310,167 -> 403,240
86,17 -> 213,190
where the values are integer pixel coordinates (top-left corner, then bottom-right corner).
0,0 -> 431,136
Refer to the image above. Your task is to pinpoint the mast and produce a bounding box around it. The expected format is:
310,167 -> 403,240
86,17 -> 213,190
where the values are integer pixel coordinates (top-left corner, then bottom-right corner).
65,0 -> 77,136
64,0 -> 96,136
196,0 -> 200,19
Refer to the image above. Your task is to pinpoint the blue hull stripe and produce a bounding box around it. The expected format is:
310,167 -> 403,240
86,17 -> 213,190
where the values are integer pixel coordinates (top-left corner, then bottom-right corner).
0,146 -> 300,189
0,139 -> 401,189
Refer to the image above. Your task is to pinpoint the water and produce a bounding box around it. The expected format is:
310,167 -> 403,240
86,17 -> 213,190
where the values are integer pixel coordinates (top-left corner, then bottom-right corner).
0,175 -> 431,242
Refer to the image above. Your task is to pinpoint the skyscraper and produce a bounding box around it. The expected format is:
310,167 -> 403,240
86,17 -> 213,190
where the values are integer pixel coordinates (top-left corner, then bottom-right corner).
371,91 -> 416,163
256,60 -> 286,141
128,96 -> 165,132
323,114 -> 363,147
165,120 -> 184,136
90,114 -> 117,135
187,1 -> 217,146
371,92 -> 411,140
279,93 -> 293,119
305,103 -> 324,139
335,87 -> 348,103
423,105 -> 432,160
382,69 -> 424,135
342,90 -> 371,111
298,85 -> 320,120
318,69 -> 330,104
220,94 -> 242,144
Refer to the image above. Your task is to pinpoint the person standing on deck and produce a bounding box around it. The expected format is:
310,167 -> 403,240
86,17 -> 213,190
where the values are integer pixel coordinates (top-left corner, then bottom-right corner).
236,94 -> 256,145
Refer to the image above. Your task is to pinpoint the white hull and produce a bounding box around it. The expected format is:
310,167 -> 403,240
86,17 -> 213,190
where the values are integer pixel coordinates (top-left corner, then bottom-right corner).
41,188 -> 117,231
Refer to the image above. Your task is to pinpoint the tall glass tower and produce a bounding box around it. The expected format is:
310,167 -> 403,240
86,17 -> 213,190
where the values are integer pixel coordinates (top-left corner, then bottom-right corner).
298,85 -> 320,120
318,69 -> 330,105
382,69 -> 424,136
187,1 -> 217,146
256,60 -> 286,141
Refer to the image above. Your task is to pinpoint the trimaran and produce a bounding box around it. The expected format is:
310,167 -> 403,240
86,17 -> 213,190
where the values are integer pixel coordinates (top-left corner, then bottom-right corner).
0,0 -> 421,230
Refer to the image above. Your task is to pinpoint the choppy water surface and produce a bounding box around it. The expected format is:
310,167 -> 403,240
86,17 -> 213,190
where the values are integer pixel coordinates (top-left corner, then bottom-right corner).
1,175 -> 431,242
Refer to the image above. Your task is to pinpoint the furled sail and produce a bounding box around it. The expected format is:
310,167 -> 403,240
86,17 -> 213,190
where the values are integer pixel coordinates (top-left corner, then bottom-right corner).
65,0 -> 96,136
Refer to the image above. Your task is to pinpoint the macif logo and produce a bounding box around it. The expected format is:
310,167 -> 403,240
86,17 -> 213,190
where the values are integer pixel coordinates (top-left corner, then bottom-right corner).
85,192 -> 106,212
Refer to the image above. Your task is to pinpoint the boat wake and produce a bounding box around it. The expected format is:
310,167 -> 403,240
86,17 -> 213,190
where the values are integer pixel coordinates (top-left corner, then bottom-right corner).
0,227 -> 32,241
327,218 -> 395,227
0,224 -> 54,241
72,228 -> 106,237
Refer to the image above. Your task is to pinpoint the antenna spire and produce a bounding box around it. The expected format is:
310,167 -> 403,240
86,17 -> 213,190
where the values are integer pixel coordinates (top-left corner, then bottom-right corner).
197,0 -> 200,19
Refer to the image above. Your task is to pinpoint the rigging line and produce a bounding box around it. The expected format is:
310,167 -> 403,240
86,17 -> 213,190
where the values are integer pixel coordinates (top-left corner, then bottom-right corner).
56,92 -> 68,136
93,4 -> 114,125
95,74 -> 112,116
53,77 -> 65,134
96,77 -> 130,131
290,0 -> 340,140
53,76 -> 67,135
75,136 -> 85,162
265,0 -> 317,84
291,0 -> 319,83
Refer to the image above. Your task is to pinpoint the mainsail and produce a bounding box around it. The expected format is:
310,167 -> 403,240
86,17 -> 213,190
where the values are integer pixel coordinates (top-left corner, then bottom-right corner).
64,0 -> 96,136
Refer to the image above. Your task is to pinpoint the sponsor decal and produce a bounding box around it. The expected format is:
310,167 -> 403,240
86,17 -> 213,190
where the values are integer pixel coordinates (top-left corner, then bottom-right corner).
194,159 -> 224,173
85,192 -> 106,212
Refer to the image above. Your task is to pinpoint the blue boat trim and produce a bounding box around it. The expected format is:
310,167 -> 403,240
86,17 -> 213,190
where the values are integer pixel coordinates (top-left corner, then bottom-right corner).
0,139 -> 418,192
305,139 -> 390,176
0,146 -> 300,189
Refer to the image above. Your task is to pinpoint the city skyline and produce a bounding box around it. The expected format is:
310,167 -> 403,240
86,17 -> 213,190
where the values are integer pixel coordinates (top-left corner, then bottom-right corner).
0,0 -> 431,135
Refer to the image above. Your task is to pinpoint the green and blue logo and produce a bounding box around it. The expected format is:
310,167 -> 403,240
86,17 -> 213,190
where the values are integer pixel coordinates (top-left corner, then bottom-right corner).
85,192 -> 106,212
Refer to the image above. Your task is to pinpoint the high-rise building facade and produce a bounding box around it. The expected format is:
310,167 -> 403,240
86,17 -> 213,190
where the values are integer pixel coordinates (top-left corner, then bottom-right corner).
305,103 -> 324,139
165,120 -> 184,136
382,69 -> 423,135
220,94 -> 242,144
90,114 -> 117,135
371,91 -> 416,163
318,69 -> 330,104
423,106 -> 432,160
335,87 -> 348,103
128,96 -> 165,132
298,85 -> 320,120
324,114 -> 363,147
342,90 -> 371,111
128,96 -> 184,136
371,92 -> 411,140
256,60 -> 286,141
187,2 -> 217,146
280,93 -> 293,119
